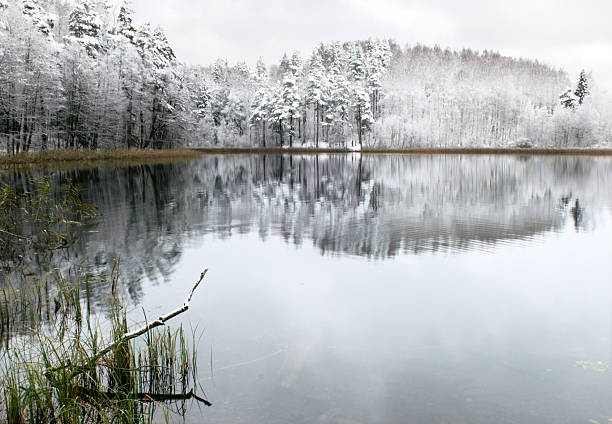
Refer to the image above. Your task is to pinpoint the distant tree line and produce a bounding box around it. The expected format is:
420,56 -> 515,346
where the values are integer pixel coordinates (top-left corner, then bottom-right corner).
0,0 -> 610,153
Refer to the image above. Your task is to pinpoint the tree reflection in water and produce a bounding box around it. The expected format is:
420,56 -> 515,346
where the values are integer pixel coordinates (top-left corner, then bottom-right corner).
3,154 -> 610,302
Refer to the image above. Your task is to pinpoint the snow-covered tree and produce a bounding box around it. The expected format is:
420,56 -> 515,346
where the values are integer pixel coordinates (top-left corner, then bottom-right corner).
268,71 -> 301,147
559,88 -> 577,109
305,55 -> 329,146
290,51 -> 303,76
115,0 -> 136,43
249,63 -> 272,146
190,83 -> 209,120
574,70 -> 590,105
66,0 -> 104,57
134,24 -> 175,71
22,0 -> 55,38
255,57 -> 267,81
352,82 -> 373,148
275,53 -> 290,79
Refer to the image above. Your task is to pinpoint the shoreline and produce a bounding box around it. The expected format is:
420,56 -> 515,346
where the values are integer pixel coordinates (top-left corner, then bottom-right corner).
1,146 -> 611,167
0,148 -> 203,167
192,146 -> 612,156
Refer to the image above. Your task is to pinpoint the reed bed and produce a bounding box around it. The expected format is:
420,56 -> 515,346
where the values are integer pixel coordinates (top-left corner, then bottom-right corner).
0,266 -> 209,423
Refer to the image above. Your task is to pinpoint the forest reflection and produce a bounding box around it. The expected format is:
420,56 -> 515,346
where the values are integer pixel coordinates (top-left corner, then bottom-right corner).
4,154 -> 610,300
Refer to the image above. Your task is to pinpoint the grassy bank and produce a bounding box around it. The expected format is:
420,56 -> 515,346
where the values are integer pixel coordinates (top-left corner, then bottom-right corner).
1,146 -> 611,169
0,148 -> 206,167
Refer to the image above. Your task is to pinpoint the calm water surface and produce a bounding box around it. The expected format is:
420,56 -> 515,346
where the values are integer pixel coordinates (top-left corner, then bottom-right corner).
12,154 -> 612,423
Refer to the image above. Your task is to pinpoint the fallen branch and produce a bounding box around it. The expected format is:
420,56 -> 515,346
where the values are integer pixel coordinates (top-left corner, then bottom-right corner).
57,269 -> 208,379
122,268 -> 206,340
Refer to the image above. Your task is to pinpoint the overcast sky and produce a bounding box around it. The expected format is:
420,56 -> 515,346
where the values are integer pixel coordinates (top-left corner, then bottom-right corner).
132,0 -> 612,92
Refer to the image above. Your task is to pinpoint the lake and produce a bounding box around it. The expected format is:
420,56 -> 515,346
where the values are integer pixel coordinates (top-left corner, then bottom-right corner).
7,153 -> 612,423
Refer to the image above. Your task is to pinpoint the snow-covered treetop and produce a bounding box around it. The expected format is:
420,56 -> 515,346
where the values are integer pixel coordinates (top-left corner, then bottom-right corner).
66,0 -> 105,55
22,0 -> 56,38
560,70 -> 591,109
290,51 -> 302,76
574,70 -> 590,105
135,24 -> 175,70
255,57 -> 267,82
212,58 -> 229,83
68,1 -> 102,38
233,61 -> 250,79
116,0 -> 136,42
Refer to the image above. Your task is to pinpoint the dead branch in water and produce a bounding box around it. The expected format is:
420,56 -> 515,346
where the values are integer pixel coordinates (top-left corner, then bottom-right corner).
51,269 -> 208,380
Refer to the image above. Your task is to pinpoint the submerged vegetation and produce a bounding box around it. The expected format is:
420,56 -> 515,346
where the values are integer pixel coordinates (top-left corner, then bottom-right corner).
0,176 -> 98,276
0,178 -> 210,423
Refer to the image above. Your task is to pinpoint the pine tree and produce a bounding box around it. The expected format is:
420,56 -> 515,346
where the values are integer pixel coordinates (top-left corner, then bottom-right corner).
250,61 -> 271,146
255,57 -> 267,82
67,0 -> 104,57
275,53 -> 290,80
249,84 -> 271,146
138,26 -> 175,70
574,70 -> 589,105
190,81 -> 210,120
348,44 -> 366,82
559,88 -> 577,109
329,69 -> 351,143
363,39 -> 391,118
270,71 -> 301,147
233,61 -> 250,79
223,92 -> 247,135
305,55 -> 327,147
290,51 -> 303,76
22,0 -> 55,38
210,86 -> 229,128
352,82 -> 373,149
116,0 -> 136,43
211,58 -> 228,84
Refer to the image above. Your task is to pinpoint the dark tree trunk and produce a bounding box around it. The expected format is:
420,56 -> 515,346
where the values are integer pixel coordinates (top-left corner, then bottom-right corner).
315,105 -> 319,148
357,108 -> 363,149
262,121 -> 266,147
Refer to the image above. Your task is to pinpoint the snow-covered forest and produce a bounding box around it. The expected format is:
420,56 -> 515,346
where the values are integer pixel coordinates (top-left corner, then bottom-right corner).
1,0 -> 611,152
